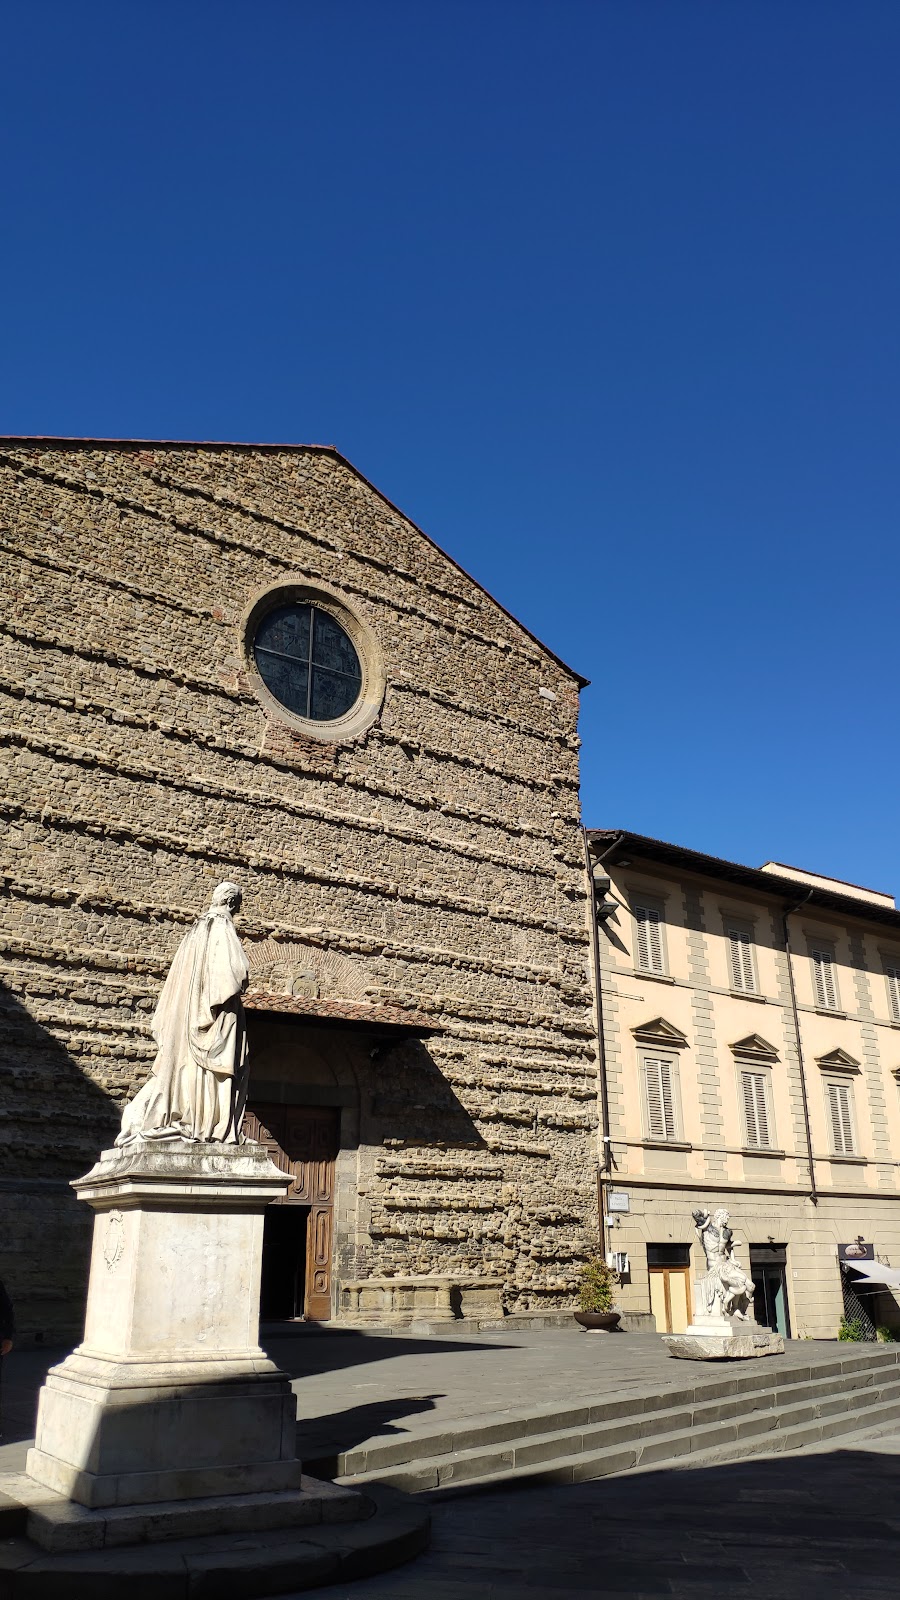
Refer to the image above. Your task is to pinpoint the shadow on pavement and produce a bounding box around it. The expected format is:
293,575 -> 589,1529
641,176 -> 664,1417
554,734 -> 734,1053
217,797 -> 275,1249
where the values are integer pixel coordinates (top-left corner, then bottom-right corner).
260,1325 -> 508,1472
260,1325 -> 510,1380
296,1395 -> 444,1473
299,1444 -> 900,1598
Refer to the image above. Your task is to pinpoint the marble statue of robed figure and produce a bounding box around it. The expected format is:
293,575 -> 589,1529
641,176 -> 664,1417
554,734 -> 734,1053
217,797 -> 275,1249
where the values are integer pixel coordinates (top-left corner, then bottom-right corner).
116,881 -> 250,1145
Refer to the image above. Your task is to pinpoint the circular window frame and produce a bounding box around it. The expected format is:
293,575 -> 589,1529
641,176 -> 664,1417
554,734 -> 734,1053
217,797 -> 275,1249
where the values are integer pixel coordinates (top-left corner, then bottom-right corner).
241,579 -> 385,743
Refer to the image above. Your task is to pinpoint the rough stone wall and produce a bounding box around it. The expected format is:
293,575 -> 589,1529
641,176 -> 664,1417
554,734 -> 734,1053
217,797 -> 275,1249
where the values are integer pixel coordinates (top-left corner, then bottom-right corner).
0,441 -> 597,1335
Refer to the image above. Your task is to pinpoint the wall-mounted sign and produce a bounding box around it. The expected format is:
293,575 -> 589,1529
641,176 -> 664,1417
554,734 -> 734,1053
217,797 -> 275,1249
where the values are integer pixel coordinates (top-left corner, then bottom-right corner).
838,1241 -> 875,1261
607,1191 -> 630,1214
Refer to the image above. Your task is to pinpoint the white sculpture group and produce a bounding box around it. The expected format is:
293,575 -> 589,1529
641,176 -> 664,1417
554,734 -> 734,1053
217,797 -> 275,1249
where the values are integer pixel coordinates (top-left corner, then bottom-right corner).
692,1206 -> 755,1321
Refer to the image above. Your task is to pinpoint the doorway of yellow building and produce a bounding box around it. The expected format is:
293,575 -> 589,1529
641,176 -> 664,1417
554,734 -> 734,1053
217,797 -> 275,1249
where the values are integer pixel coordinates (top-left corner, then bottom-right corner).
647,1243 -> 692,1333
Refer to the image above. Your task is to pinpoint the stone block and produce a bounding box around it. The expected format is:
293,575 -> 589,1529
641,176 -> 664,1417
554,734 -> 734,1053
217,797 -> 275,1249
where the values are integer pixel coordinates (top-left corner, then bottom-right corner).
436,1447 -> 515,1484
338,1274 -> 504,1325
180,1540 -> 341,1600
571,1447 -> 637,1481
637,1430 -> 693,1464
663,1331 -> 785,1361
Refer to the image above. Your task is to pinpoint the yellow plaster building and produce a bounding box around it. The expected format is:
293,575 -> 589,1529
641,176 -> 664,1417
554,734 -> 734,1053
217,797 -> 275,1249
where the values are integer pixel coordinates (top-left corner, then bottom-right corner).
585,830 -> 900,1340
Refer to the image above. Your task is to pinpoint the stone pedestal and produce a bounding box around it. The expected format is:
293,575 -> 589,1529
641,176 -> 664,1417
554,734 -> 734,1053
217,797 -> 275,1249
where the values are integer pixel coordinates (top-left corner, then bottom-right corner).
663,1301 -> 784,1361
26,1142 -> 304,1509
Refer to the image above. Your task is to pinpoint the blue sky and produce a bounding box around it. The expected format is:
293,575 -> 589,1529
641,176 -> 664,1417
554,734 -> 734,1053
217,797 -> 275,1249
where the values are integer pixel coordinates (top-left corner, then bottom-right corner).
3,2 -> 898,895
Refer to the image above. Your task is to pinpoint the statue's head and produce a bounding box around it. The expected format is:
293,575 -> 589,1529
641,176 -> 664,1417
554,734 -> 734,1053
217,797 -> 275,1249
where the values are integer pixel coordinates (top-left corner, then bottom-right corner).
210,881 -> 242,914
712,1208 -> 730,1227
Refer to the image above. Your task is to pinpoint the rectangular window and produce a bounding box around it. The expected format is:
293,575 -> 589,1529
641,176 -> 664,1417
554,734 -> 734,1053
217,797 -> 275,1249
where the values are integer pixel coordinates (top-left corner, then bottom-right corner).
826,1079 -> 856,1155
811,946 -> 839,1011
885,963 -> 900,1023
741,1069 -> 772,1148
727,925 -> 756,993
635,904 -> 665,974
642,1054 -> 678,1141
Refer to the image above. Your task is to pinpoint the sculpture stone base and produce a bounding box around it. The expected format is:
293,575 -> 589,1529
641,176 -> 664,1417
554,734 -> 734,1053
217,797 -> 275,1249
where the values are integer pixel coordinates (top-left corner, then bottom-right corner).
25,1142 -> 303,1513
664,1327 -> 785,1361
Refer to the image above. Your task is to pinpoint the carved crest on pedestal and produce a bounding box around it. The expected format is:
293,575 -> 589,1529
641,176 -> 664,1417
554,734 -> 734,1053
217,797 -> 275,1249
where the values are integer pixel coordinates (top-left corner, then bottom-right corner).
103,1210 -> 125,1271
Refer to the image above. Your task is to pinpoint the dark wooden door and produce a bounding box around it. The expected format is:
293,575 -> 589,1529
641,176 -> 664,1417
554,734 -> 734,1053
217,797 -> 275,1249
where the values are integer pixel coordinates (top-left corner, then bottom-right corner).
245,1104 -> 339,1321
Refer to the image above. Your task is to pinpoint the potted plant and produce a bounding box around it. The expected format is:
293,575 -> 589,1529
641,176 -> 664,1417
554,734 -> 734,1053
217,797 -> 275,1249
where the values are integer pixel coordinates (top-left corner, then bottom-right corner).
574,1257 -> 621,1332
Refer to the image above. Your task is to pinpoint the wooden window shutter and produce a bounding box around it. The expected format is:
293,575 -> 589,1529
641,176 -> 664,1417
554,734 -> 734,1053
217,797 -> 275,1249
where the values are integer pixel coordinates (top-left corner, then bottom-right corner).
741,1070 -> 770,1148
886,965 -> 900,1023
636,906 -> 664,974
729,929 -> 755,992
812,949 -> 837,1010
827,1080 -> 855,1155
643,1056 -> 676,1140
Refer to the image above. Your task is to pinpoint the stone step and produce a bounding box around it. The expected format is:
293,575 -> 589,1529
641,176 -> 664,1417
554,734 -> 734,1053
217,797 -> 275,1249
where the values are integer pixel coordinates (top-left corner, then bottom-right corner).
417,1380 -> 900,1496
339,1357 -> 900,1494
325,1346 -> 900,1482
0,1472 -> 368,1553
416,1386 -> 900,1499
0,1483 -> 429,1599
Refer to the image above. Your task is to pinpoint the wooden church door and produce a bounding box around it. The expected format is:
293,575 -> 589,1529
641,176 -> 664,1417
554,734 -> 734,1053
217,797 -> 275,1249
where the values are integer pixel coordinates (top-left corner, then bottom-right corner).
245,1104 -> 339,1321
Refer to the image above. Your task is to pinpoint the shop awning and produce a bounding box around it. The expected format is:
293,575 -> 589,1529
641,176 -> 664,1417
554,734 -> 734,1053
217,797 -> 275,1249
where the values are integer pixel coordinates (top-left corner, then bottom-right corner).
845,1262 -> 900,1288
245,990 -> 440,1039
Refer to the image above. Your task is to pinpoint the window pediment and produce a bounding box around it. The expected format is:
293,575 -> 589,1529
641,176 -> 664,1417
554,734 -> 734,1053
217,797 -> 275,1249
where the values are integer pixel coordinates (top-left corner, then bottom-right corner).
730,1033 -> 779,1063
816,1048 -> 861,1074
631,1016 -> 688,1049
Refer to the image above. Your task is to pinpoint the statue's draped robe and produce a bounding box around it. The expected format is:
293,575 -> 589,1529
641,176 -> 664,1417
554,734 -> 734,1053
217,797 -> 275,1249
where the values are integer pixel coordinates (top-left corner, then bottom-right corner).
117,907 -> 250,1144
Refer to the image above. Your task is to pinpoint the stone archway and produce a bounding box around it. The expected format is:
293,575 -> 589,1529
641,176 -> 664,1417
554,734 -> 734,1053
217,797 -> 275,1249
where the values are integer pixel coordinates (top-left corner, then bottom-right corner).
245,938 -> 370,1004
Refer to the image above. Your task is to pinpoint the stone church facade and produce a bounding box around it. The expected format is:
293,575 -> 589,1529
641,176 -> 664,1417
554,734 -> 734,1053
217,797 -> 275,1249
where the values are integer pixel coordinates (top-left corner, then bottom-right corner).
0,439 -> 597,1338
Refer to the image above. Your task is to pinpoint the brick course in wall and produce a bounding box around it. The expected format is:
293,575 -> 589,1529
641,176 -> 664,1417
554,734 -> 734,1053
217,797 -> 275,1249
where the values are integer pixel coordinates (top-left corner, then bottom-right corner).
0,440 -> 597,1337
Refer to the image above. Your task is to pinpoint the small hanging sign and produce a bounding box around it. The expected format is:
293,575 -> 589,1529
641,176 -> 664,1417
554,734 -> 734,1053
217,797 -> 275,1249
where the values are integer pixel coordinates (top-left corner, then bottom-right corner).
838,1241 -> 874,1261
607,1191 -> 630,1213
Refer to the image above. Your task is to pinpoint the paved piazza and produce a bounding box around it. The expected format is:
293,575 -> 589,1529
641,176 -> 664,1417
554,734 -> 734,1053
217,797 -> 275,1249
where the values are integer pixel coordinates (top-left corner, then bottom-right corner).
0,1326 -> 862,1468
4,1326 -> 900,1596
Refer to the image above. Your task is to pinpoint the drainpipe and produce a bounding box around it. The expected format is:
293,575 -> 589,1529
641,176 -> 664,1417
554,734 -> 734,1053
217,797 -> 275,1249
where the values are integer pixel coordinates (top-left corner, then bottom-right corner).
781,889 -> 818,1204
582,829 -> 624,1255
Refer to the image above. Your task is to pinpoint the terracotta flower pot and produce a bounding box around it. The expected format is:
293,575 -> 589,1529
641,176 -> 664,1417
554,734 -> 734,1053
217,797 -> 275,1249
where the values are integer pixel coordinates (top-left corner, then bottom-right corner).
574,1309 -> 621,1332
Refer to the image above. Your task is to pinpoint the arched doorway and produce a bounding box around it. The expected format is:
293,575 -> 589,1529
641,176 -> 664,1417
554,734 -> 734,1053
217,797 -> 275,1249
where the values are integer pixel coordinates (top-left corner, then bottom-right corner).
244,1009 -> 363,1324
243,993 -> 440,1323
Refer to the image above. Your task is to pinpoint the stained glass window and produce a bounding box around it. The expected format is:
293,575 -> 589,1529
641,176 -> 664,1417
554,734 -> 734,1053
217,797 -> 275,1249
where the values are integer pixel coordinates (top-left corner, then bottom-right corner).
253,603 -> 362,721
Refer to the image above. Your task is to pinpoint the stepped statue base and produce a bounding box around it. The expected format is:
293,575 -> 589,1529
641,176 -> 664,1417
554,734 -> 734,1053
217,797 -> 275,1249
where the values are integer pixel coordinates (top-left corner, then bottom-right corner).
664,1306 -> 784,1361
25,1141 -> 304,1513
